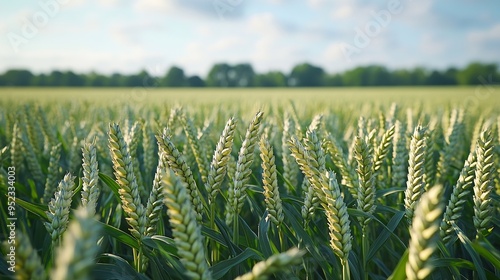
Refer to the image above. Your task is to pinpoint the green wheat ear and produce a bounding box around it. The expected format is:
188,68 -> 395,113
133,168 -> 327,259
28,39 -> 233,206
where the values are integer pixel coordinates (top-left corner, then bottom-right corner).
354,134 -> 376,225
14,231 -> 47,280
473,129 -> 495,238
156,131 -> 204,223
260,135 -> 284,227
45,173 -> 77,245
406,184 -> 444,280
440,151 -> 476,245
81,138 -> 100,216
205,117 -> 237,203
235,248 -> 305,280
227,110 -> 264,225
108,123 -> 146,240
43,143 -> 62,204
162,170 -> 212,280
51,206 -> 102,280
405,125 -> 427,224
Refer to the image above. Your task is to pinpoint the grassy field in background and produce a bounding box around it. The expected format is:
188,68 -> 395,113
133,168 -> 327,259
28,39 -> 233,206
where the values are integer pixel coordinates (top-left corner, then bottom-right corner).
1,86 -> 498,109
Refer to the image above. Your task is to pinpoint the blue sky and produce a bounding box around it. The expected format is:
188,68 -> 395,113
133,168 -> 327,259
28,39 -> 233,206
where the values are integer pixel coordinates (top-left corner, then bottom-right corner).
1,0 -> 499,76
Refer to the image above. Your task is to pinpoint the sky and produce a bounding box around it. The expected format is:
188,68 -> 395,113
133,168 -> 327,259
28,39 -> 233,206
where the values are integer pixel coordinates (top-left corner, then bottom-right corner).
1,0 -> 499,77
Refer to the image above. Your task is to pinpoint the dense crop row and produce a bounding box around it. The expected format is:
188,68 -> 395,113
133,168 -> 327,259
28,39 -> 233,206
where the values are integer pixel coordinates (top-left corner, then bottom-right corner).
0,101 -> 499,279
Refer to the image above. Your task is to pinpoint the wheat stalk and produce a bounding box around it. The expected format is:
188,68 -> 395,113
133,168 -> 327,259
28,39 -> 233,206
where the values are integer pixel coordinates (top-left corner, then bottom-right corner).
142,122 -> 156,185
68,136 -> 82,173
438,109 -> 464,183
470,116 -> 484,153
406,184 -> 444,280
404,125 -> 427,224
324,134 -> 358,198
289,137 -> 352,261
144,150 -> 166,236
260,135 -> 284,227
51,206 -> 102,280
10,122 -> 25,174
37,105 -> 57,148
308,114 -> 323,132
162,171 -> 212,280
45,173 -> 76,245
282,114 -> 299,190
473,129 -> 495,238
182,113 -> 210,184
301,129 -> 325,224
423,127 -> 438,190
126,121 -> 146,199
373,124 -> 395,175
23,105 -> 44,157
226,111 -> 264,225
156,130 -> 204,222
354,135 -> 376,225
81,138 -> 100,216
108,123 -> 146,240
392,120 -> 408,191
167,106 -> 182,133
13,231 -> 47,280
20,121 -> 45,184
440,151 -> 476,244
235,248 -> 305,280
205,117 -> 237,203
43,143 -> 62,204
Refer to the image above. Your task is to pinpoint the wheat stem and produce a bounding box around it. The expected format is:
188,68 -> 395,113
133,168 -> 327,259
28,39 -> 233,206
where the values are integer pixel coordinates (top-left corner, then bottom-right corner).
406,184 -> 444,280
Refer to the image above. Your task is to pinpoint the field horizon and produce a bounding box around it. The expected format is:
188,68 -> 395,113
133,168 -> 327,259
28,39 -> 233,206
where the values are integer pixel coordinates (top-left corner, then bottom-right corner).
1,86 -> 499,109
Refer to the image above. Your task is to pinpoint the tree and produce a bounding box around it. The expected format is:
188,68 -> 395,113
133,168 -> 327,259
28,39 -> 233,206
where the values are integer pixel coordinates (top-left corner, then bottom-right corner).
32,73 -> 48,86
125,70 -> 155,87
342,65 -> 392,86
325,74 -> 343,86
408,67 -> 427,85
186,76 -> 205,87
1,69 -> 34,86
206,63 -> 255,87
64,71 -> 85,86
46,70 -> 65,86
289,63 -> 325,87
255,71 -> 286,87
162,66 -> 186,87
457,62 -> 498,85
426,70 -> 456,85
231,63 -> 255,87
108,73 -> 127,87
391,69 -> 412,85
86,72 -> 109,87
206,63 -> 231,87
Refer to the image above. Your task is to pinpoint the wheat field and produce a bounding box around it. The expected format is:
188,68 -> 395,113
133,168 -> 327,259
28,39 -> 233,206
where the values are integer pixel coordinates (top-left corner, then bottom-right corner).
0,87 -> 499,280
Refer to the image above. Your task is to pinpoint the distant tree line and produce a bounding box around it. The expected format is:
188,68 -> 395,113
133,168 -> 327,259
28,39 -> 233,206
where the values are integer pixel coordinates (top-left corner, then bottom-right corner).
0,62 -> 498,87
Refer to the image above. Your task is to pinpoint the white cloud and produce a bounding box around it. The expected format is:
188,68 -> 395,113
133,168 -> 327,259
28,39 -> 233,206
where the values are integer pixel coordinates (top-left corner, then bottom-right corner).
420,33 -> 447,55
210,37 -> 242,51
308,0 -> 327,8
248,13 -> 283,35
331,5 -> 352,20
467,24 -> 500,59
134,0 -> 172,13
323,42 -> 346,62
100,0 -> 120,7
468,24 -> 500,45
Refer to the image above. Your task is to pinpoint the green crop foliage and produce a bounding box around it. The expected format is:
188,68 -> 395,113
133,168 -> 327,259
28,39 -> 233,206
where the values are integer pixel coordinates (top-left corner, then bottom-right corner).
0,87 -> 499,280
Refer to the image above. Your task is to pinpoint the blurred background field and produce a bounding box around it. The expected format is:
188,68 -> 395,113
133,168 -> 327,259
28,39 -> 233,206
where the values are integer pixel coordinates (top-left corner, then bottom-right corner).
1,87 -> 499,109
